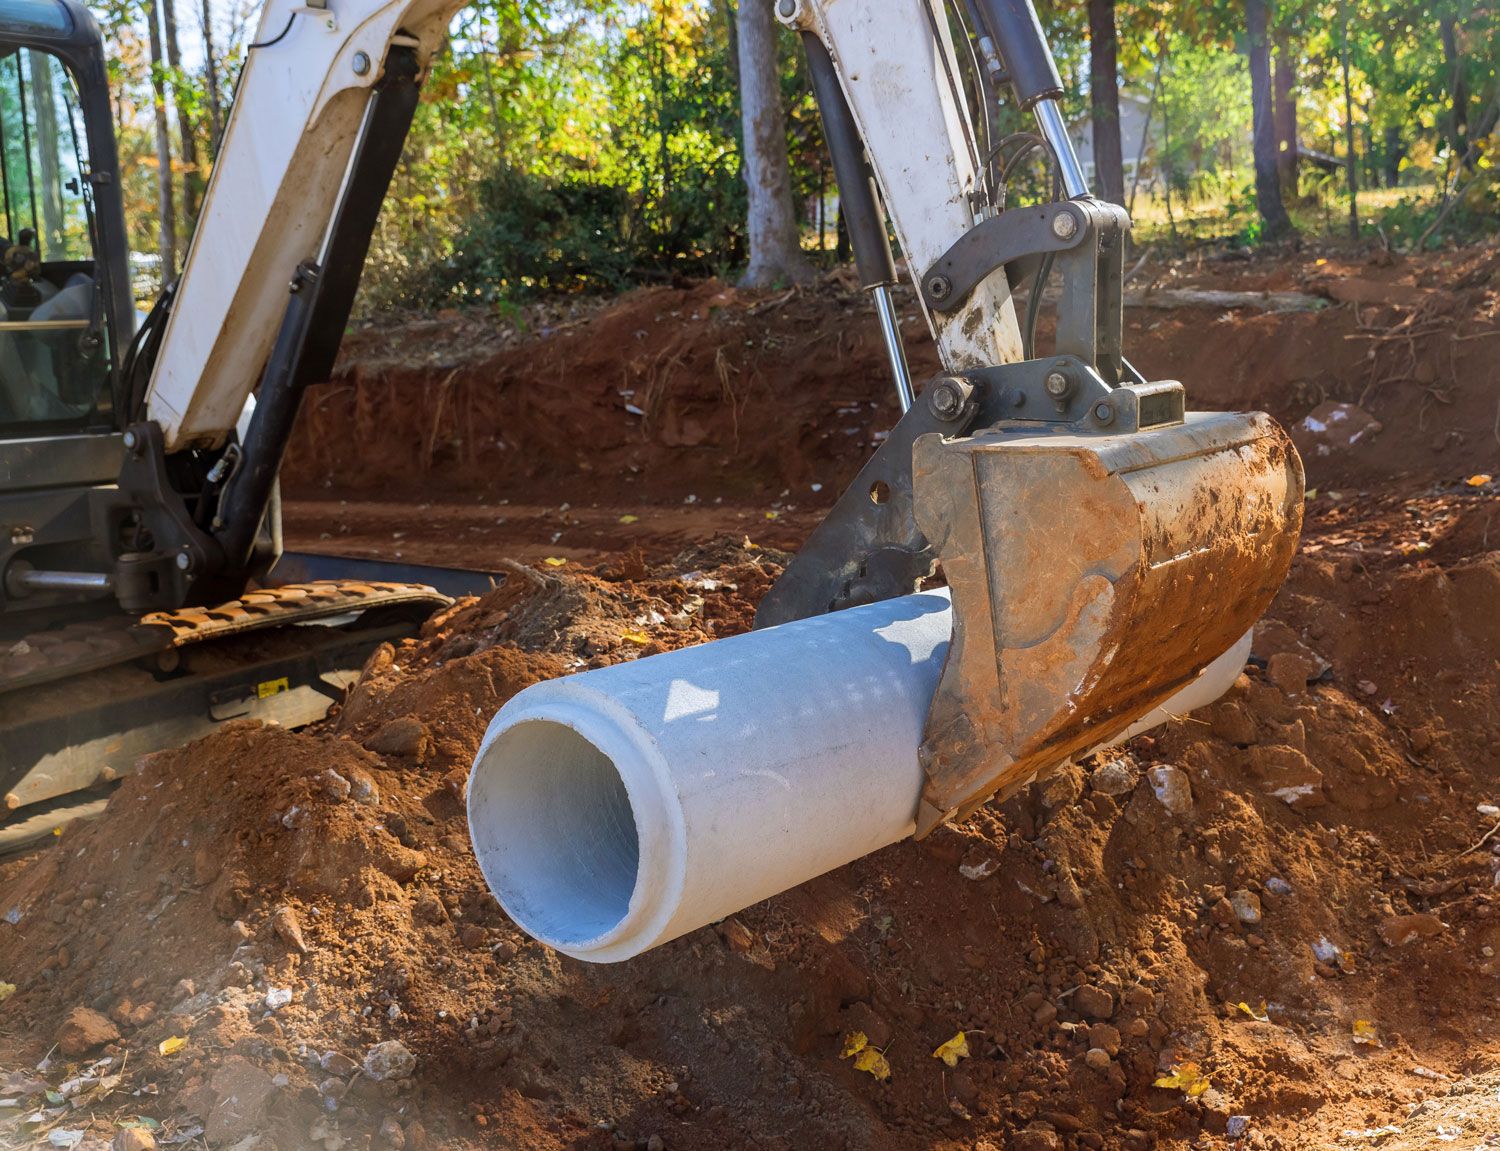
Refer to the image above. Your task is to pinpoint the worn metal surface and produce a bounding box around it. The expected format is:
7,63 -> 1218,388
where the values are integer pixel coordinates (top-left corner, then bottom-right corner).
911,410 -> 1303,836
0,433 -> 124,492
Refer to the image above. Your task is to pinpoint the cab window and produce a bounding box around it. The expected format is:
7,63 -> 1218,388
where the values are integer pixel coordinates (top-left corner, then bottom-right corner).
0,45 -> 108,435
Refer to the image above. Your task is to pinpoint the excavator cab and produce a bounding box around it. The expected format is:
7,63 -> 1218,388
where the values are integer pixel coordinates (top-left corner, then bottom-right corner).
0,0 -> 135,614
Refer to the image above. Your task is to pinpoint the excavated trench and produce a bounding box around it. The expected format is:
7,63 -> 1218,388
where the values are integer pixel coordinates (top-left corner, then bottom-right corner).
0,245 -> 1497,1151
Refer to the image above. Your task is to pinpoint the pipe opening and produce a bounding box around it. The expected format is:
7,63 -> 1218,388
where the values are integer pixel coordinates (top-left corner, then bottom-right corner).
470,719 -> 640,946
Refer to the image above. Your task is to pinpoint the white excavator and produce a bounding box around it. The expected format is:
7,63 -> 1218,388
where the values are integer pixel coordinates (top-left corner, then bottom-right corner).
0,0 -> 1301,859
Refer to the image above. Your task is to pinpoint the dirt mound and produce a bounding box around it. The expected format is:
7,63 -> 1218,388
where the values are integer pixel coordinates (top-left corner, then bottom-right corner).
283,246 -> 1500,508
3,477 -> 1500,1148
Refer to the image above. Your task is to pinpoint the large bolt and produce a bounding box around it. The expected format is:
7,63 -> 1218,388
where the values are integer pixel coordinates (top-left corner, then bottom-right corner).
927,377 -> 972,422
123,429 -> 140,453
1044,371 -> 1070,398
1093,401 -> 1115,425
776,0 -> 797,17
1051,211 -> 1079,240
352,50 -> 371,75
175,551 -> 192,572
927,275 -> 952,302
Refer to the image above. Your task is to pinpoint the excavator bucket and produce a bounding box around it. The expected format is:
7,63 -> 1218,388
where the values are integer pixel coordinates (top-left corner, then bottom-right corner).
910,409 -> 1303,836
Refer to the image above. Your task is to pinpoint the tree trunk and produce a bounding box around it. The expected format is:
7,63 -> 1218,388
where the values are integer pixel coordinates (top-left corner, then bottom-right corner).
1246,0 -> 1293,240
28,52 -> 64,258
146,0 -> 177,280
1439,17 -> 1470,168
1087,0 -> 1125,204
1272,25 -> 1298,199
1382,125 -> 1404,187
161,0 -> 202,223
736,0 -> 811,287
1339,9 -> 1357,239
200,0 -> 223,157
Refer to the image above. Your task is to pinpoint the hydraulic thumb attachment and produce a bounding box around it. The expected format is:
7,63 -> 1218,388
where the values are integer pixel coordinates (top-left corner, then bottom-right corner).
758,356 -> 1302,837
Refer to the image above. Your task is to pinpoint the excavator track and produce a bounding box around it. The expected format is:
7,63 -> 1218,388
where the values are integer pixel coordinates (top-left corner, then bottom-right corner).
3,580 -> 449,695
1,580 -> 452,818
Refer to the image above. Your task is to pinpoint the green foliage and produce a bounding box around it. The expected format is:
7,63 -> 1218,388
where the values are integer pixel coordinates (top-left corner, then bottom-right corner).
86,0 -> 1500,308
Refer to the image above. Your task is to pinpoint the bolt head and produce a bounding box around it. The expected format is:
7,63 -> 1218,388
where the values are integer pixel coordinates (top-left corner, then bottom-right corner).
928,275 -> 952,301
175,551 -> 192,571
1044,371 -> 1070,397
928,378 -> 970,420
1051,211 -> 1079,240
122,429 -> 139,450
776,0 -> 797,17
353,50 -> 371,75
1093,401 -> 1115,424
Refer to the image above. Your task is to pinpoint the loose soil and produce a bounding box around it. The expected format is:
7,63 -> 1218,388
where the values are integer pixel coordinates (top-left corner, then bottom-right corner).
1,242 -> 1498,1151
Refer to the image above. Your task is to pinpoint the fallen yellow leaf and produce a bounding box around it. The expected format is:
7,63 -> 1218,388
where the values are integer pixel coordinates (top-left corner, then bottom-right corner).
542,557 -> 567,567
621,630 -> 650,646
1236,1001 -> 1270,1023
619,514 -> 639,524
1352,1019 -> 1381,1046
1467,474 -> 1493,487
1154,1062 -> 1211,1097
0,981 -> 14,1002
841,1031 -> 869,1058
158,1036 -> 187,1056
764,510 -> 779,520
932,1031 -> 970,1068
852,1046 -> 891,1081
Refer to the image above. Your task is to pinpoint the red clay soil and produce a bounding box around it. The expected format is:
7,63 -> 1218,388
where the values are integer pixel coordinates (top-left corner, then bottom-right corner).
282,243 -> 1500,506
0,245 -> 1497,1151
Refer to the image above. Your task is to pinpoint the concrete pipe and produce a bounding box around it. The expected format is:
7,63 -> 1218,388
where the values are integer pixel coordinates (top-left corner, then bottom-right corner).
467,590 -> 1246,963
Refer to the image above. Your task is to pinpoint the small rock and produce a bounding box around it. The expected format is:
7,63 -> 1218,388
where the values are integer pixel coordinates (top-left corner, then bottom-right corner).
1230,889 -> 1263,925
173,978 -> 196,1000
1033,1001 -> 1058,1026
363,1039 -> 416,1082
1013,1123 -> 1063,1151
1248,745 -> 1326,809
1146,764 -> 1193,815
319,1075 -> 348,1100
271,905 -> 309,954
1209,700 -> 1258,745
264,987 -> 292,1011
1124,1017 -> 1149,1039
1083,1047 -> 1112,1072
378,1116 -> 406,1150
1088,1023 -> 1121,1055
716,918 -> 754,953
1210,897 -> 1238,926
321,1050 -> 360,1077
1090,758 -> 1138,797
647,1137 -> 665,1151
229,919 -> 254,942
1072,984 -> 1114,1021
365,716 -> 433,759
1378,913 -> 1446,947
348,767 -> 380,806
56,1006 -> 119,1056
458,923 -> 487,950
112,1128 -> 156,1151
1266,651 -> 1320,696
1265,876 -> 1293,896
1227,1115 -> 1251,1140
321,769 -> 352,802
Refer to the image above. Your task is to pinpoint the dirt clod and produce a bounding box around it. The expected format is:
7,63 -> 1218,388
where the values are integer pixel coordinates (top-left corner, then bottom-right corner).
56,1005 -> 119,1056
